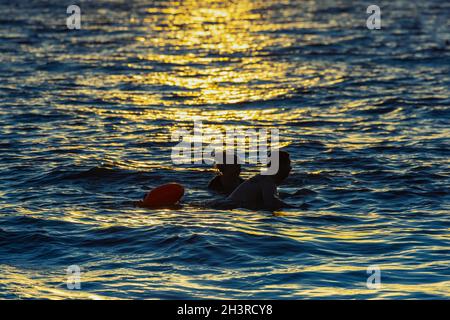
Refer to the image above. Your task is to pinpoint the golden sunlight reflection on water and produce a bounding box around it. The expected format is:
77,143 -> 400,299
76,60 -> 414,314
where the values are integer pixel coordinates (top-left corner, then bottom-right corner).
70,0 -> 346,108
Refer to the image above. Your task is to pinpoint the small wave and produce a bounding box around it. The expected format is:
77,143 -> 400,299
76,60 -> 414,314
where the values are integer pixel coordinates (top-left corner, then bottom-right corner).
290,120 -> 342,127
0,215 -> 76,229
24,165 -> 158,187
356,106 -> 398,115
0,228 -> 55,247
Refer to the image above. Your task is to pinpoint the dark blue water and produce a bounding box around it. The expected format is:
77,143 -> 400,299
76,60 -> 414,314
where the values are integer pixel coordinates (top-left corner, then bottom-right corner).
0,0 -> 449,299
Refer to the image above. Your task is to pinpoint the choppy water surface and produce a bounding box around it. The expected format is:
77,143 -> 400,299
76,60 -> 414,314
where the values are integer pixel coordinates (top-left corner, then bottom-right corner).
0,0 -> 449,299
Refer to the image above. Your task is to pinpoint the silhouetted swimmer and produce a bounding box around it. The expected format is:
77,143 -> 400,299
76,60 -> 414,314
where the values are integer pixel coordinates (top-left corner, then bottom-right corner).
211,150 -> 297,211
208,153 -> 244,196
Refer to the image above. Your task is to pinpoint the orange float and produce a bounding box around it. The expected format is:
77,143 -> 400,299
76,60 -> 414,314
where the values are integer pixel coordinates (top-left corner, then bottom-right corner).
138,183 -> 185,208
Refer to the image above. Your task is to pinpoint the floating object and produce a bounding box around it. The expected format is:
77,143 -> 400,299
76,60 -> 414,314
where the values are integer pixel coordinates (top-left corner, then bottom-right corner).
139,183 -> 185,208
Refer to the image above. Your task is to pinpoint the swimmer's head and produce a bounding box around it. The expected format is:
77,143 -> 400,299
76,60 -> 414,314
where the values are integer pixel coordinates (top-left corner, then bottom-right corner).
265,150 -> 291,184
214,152 -> 241,177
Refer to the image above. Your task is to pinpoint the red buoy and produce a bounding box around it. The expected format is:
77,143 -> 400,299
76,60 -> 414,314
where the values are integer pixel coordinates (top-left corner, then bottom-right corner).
139,183 -> 185,208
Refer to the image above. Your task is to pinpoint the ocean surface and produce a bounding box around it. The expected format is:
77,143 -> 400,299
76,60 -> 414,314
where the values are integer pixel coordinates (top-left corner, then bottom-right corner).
0,0 -> 449,299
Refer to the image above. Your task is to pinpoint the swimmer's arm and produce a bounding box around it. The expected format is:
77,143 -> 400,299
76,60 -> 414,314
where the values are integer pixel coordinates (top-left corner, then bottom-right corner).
261,182 -> 295,210
267,197 -> 295,210
208,176 -> 221,191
